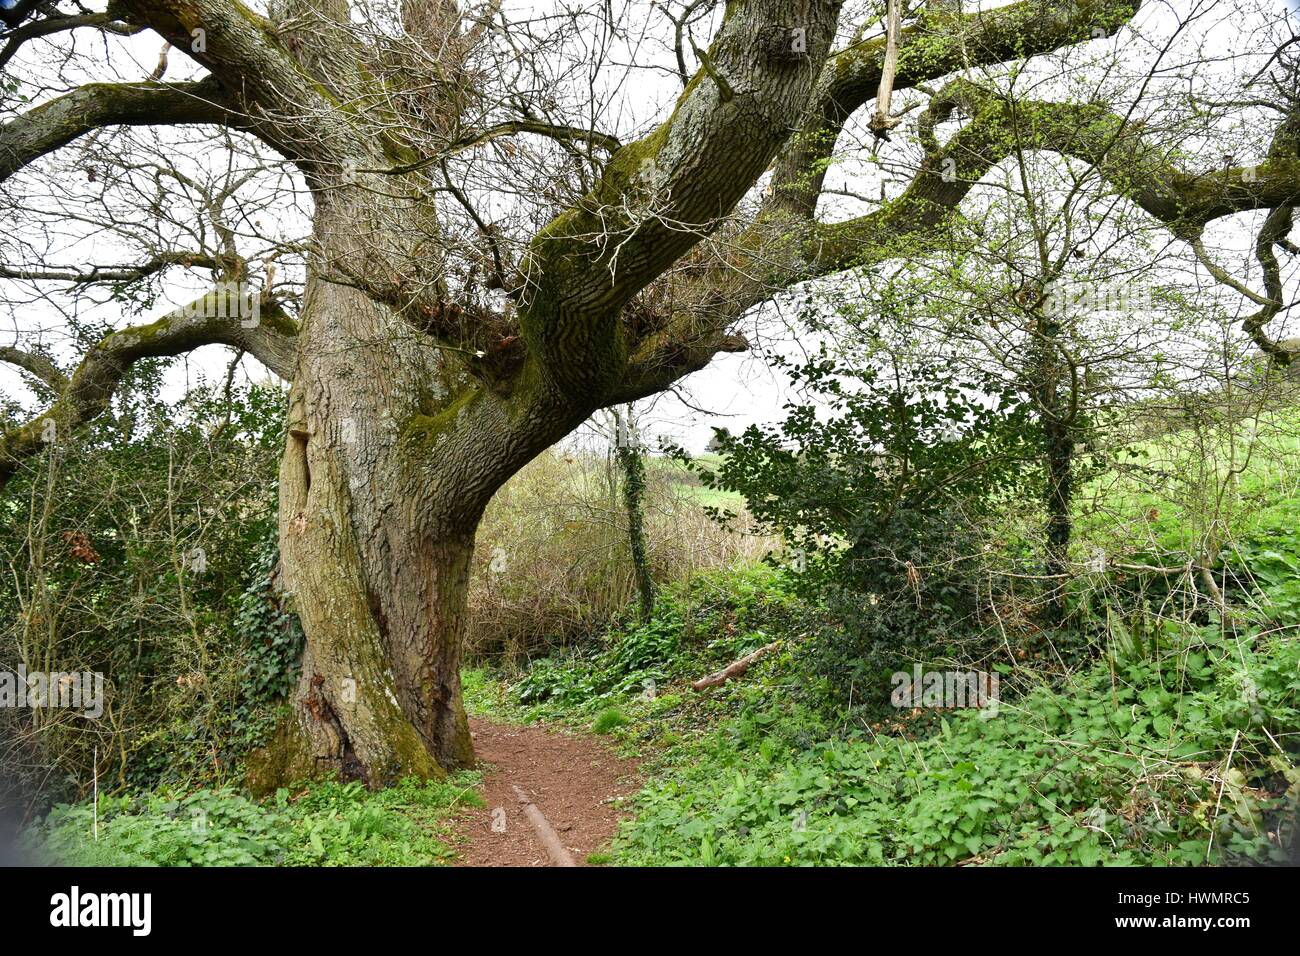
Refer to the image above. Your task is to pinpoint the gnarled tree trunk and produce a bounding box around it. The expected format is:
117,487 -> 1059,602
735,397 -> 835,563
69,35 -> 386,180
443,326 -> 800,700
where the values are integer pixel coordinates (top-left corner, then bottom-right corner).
247,183 -> 587,790
249,201 -> 484,789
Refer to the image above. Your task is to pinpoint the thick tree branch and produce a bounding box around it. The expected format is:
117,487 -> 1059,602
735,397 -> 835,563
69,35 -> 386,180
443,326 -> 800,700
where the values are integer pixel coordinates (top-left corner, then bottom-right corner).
0,77 -> 237,183
0,345 -> 67,391
0,292 -> 298,491
612,1 -> 1150,399
519,0 -> 844,398
116,0 -> 383,169
606,330 -> 748,405
769,0 -> 1144,218
1237,205 -> 1295,364
810,86 -> 1300,272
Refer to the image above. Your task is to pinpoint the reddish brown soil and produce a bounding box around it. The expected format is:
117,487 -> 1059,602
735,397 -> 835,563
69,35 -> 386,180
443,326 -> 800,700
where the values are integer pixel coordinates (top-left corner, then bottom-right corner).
452,717 -> 640,866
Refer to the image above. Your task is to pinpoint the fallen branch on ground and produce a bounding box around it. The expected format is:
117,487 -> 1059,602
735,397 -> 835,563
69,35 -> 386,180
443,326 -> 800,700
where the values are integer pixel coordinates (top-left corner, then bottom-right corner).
511,784 -> 576,867
692,641 -> 781,691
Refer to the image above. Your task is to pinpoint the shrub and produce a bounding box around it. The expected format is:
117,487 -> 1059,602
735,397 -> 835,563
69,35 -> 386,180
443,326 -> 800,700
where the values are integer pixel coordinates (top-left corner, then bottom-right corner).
684,341 -> 1040,714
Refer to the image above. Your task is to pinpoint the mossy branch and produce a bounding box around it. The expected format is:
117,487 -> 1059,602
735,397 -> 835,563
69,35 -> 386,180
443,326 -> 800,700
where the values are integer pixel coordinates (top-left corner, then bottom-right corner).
0,292 -> 298,494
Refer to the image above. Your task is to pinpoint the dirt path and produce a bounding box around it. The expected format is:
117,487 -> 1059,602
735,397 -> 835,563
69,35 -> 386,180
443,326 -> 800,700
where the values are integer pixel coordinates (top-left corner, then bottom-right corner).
452,717 -> 640,866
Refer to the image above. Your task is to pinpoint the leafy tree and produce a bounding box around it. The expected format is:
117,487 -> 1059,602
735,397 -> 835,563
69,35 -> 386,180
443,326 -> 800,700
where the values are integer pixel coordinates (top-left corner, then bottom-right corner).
692,296 -> 1040,706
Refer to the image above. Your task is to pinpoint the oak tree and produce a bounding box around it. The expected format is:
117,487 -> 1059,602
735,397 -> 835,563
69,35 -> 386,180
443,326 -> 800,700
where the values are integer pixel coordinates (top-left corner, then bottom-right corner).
2,0 -> 1296,787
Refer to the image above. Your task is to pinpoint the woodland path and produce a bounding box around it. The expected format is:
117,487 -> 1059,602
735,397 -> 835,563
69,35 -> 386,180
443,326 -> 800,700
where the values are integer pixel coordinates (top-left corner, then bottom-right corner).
452,717 -> 640,866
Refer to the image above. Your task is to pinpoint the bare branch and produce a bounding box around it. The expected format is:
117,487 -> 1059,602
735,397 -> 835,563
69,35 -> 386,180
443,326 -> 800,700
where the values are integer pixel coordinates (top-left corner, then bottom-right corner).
370,119 -> 622,177
0,10 -> 142,72
0,252 -> 223,285
0,345 -> 67,391
0,78 -> 238,184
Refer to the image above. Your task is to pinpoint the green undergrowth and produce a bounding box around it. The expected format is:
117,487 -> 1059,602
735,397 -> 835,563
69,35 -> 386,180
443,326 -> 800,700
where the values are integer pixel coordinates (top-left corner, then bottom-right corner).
610,628 -> 1298,866
25,774 -> 482,867
470,550 -> 1299,866
464,563 -> 805,740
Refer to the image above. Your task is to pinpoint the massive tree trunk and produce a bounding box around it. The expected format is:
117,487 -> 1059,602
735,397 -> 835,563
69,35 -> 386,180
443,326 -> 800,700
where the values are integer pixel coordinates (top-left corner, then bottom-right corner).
247,181 -> 588,791
248,200 -> 484,790
250,312 -> 473,786
270,399 -> 477,786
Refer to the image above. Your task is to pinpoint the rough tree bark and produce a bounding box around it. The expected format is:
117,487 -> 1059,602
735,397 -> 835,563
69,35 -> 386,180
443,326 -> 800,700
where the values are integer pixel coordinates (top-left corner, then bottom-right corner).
253,191 -> 492,785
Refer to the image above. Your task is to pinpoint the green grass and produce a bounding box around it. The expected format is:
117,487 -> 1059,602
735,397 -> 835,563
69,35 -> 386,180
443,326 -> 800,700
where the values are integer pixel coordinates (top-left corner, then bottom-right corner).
649,454 -> 748,511
1077,405 -> 1300,556
593,707 -> 631,734
462,665 -> 520,722
673,482 -> 748,511
26,774 -> 483,867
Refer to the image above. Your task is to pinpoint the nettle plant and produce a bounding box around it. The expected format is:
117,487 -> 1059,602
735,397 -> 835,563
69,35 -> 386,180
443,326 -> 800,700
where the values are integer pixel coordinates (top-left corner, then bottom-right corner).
2,0 -> 1298,787
691,313 -> 1041,706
